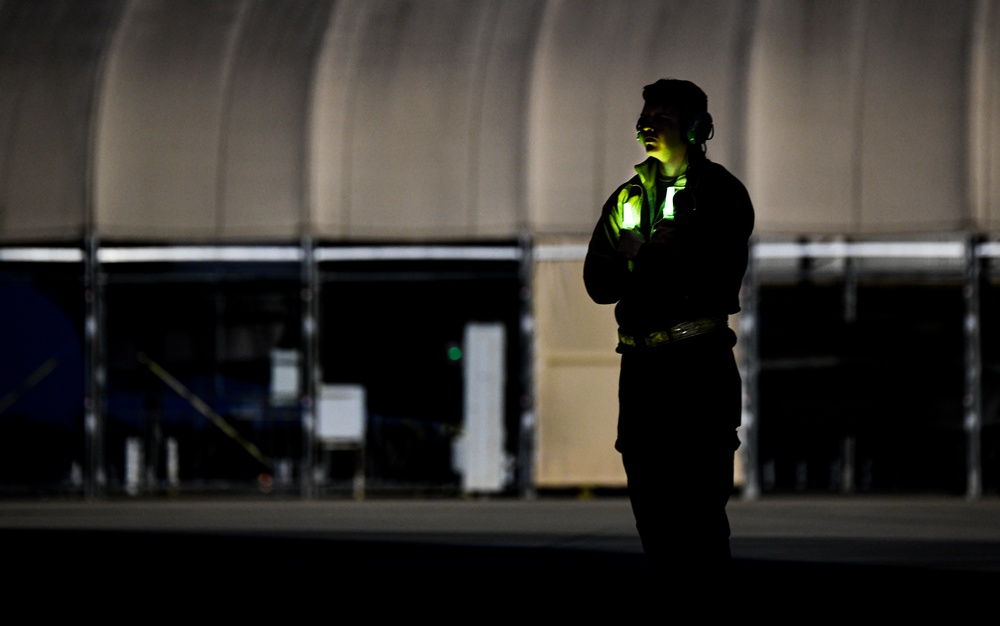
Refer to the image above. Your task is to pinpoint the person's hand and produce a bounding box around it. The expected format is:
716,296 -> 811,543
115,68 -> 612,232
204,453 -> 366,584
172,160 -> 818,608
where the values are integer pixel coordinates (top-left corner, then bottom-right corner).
649,219 -> 678,244
618,229 -> 644,259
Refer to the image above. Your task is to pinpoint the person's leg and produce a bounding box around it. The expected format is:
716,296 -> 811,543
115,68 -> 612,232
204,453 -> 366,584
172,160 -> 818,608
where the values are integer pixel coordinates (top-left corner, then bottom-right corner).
617,336 -> 742,585
621,428 -> 737,569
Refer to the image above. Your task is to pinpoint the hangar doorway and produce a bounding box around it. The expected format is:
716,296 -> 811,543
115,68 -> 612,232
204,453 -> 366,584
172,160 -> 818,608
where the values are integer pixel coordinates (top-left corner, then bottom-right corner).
89,244 -> 526,497
317,247 -> 525,495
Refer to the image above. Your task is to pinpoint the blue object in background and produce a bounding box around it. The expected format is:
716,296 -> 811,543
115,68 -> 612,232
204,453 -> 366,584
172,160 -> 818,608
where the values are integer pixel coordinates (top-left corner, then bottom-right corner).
0,283 -> 83,426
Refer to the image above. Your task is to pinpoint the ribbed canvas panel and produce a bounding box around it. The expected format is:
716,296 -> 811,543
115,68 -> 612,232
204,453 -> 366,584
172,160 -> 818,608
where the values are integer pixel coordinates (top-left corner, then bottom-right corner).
0,0 -> 121,242
750,0 -> 981,236
94,0 -> 243,240
527,0 -> 753,237
310,0 -> 528,240
970,0 -> 1000,233
748,0 -> 868,235
217,1 -> 332,239
0,0 -> 998,243
856,0 -> 974,235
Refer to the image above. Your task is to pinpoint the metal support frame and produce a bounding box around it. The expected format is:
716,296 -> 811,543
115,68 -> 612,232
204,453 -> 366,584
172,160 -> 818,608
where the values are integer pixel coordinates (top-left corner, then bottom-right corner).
300,236 -> 320,499
750,238 -> 989,500
738,243 -> 760,500
964,236 -> 983,500
840,247 -> 858,494
517,233 -> 537,499
3,239 -> 994,498
83,235 -> 106,499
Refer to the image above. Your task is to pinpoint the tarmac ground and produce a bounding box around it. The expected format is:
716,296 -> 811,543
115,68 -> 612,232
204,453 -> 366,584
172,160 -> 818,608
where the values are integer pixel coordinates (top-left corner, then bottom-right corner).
3,494 -> 999,618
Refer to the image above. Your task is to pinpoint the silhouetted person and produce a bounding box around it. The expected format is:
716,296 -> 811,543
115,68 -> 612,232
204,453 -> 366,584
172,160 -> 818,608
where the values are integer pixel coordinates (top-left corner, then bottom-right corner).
583,79 -> 754,591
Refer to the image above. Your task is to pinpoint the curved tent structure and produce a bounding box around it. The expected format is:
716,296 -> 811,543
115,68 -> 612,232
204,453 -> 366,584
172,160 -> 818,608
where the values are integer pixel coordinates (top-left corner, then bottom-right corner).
2,0 -> 997,241
1,0 -> 999,497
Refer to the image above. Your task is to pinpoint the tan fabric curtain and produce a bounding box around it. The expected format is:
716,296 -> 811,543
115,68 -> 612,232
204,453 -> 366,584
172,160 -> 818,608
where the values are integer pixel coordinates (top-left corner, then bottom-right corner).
532,250 -> 749,488
533,255 -> 625,487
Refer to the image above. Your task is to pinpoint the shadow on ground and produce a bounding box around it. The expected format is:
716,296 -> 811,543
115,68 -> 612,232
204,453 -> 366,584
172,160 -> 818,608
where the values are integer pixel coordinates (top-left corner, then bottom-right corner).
6,528 -> 998,617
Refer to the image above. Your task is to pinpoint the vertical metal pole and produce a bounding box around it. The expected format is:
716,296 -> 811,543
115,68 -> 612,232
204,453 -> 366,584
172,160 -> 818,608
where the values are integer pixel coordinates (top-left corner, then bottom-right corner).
964,236 -> 983,500
83,234 -> 106,499
842,239 -> 858,324
738,240 -> 760,500
144,381 -> 162,495
300,236 -> 319,499
517,234 -> 536,499
841,242 -> 857,494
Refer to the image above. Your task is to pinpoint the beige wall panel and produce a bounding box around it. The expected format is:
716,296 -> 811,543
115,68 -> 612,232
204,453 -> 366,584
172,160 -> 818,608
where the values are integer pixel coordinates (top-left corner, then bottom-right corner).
536,259 -> 620,354
311,0 -> 536,240
218,1 -> 332,239
528,0 -> 754,237
527,0 -> 630,237
748,0 -> 865,235
536,363 -> 625,487
95,0 -> 243,240
4,0 -> 998,243
534,255 -> 619,356
309,1 -> 363,237
857,0 -> 973,234
468,1 -> 545,237
534,258 -> 624,486
311,1 -> 518,240
0,1 -> 119,242
971,0 -> 1000,232
533,249 -> 749,488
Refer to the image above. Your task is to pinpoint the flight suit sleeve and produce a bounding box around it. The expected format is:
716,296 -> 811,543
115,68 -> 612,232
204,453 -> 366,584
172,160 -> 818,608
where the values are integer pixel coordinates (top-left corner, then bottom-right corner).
583,186 -> 634,305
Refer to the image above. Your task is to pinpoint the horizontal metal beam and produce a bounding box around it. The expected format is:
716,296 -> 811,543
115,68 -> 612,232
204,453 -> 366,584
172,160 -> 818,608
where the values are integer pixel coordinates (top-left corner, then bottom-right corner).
2,240 -> 999,265
0,245 -> 524,264
753,241 -> 968,260
314,246 -> 523,262
0,248 -> 85,262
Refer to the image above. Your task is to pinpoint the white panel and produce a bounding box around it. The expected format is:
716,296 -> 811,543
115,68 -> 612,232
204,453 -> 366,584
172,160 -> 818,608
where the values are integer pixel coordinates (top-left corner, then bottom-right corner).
458,322 -> 507,493
318,384 -> 366,444
125,437 -> 144,496
269,349 -> 300,405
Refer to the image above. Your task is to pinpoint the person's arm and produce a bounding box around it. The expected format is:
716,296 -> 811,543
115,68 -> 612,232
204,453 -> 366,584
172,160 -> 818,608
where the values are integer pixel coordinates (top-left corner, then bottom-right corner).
584,187 -> 635,305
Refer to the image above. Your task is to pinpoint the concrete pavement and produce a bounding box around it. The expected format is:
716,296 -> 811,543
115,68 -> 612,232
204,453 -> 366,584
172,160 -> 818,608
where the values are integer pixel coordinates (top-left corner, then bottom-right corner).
2,495 -> 998,616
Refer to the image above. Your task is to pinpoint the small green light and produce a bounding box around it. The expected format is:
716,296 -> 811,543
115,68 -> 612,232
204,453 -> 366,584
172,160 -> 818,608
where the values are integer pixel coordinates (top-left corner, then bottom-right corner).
447,345 -> 463,361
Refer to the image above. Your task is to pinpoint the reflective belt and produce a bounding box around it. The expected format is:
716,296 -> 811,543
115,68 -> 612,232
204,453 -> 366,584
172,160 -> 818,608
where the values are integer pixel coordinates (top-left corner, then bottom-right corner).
618,317 -> 727,349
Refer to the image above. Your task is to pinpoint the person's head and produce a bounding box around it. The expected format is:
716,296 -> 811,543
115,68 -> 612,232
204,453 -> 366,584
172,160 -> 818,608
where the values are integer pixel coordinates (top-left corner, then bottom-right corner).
636,78 -> 713,166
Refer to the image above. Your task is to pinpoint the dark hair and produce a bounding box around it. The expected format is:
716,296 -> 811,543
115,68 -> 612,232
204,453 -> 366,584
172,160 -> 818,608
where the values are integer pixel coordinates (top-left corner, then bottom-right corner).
642,78 -> 708,126
642,78 -> 711,155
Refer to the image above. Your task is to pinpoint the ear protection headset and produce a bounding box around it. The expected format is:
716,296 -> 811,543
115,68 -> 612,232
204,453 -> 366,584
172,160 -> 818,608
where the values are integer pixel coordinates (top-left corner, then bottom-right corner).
685,111 -> 714,146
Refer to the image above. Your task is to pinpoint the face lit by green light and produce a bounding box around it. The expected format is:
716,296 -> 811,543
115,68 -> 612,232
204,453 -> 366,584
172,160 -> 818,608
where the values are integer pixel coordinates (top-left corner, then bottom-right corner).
636,103 -> 686,164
